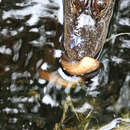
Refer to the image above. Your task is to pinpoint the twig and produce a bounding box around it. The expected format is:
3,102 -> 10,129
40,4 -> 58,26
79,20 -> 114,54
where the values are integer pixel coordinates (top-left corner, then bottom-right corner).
106,32 -> 130,42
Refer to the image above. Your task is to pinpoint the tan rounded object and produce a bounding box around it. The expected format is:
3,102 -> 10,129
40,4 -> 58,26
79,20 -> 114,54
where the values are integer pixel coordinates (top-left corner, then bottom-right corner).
38,69 -> 83,88
61,56 -> 100,75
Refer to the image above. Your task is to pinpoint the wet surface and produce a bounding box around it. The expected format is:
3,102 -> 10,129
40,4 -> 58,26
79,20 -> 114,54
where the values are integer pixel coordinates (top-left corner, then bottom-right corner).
0,0 -> 130,129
